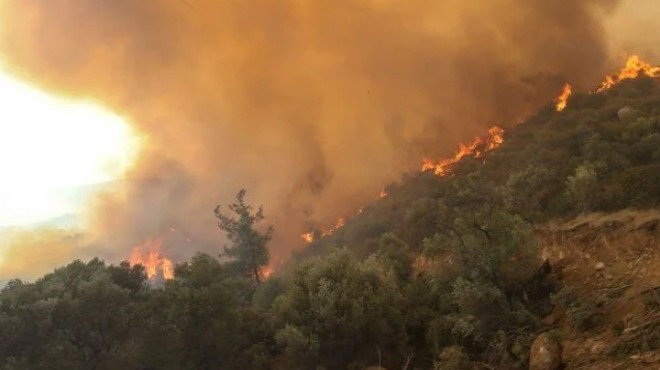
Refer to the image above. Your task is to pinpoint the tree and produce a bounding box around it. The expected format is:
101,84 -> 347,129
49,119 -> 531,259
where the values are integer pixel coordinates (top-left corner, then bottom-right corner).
138,253 -> 275,370
274,249 -> 405,369
565,162 -> 599,212
503,164 -> 556,220
215,189 -> 273,283
0,259 -> 147,370
377,233 -> 413,283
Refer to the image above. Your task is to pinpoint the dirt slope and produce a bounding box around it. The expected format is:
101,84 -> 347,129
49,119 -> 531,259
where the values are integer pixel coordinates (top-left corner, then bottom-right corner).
537,209 -> 660,370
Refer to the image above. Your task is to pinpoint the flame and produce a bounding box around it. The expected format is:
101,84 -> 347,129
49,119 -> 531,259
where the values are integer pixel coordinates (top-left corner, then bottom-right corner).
300,231 -> 314,243
302,125 -> 505,242
421,158 -> 436,172
597,55 -> 660,92
129,238 -> 175,280
301,210 -> 363,244
261,266 -> 274,280
555,56 -> 659,112
555,83 -> 572,111
298,57 -> 660,248
422,126 -> 504,176
161,258 -> 174,280
322,217 -> 345,237
379,187 -> 388,198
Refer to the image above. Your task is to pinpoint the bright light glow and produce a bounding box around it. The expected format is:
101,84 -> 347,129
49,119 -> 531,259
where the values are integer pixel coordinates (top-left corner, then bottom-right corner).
0,67 -> 139,225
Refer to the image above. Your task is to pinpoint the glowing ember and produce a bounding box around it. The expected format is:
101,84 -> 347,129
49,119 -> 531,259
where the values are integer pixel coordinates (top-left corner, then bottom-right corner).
129,238 -> 175,280
555,83 -> 572,111
422,126 -> 504,176
597,55 -> 660,92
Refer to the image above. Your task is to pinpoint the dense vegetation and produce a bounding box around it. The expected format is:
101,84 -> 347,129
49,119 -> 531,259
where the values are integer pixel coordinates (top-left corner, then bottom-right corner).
1,77 -> 660,369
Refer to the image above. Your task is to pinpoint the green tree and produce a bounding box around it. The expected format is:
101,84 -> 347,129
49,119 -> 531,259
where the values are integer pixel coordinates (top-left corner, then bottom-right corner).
274,249 -> 405,369
503,165 -> 556,220
0,259 -> 148,370
215,189 -> 273,283
138,253 -> 275,370
565,162 -> 599,212
376,233 -> 413,283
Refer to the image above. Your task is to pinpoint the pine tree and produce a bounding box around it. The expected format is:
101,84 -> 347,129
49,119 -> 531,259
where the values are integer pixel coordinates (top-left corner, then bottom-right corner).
214,189 -> 273,283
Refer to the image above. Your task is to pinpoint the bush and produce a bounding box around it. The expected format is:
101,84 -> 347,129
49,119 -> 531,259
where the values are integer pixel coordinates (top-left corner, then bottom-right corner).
433,345 -> 470,370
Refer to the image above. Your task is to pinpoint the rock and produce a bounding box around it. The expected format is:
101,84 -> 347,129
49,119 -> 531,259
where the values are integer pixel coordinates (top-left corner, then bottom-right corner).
529,333 -> 562,370
595,262 -> 605,271
617,106 -> 642,122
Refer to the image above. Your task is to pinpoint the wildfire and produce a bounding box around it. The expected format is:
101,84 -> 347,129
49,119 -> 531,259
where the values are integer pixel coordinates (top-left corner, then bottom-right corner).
555,83 -> 572,112
299,172 -> 391,245
421,126 -> 504,176
261,266 -> 273,280
321,217 -> 345,237
597,55 -> 660,92
379,187 -> 388,198
300,231 -> 314,243
129,238 -> 175,280
301,126 -> 506,244
300,212 -> 359,244
298,57 -> 660,248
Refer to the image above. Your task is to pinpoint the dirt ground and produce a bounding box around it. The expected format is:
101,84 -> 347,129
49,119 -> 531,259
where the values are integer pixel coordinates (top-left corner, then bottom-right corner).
536,209 -> 660,370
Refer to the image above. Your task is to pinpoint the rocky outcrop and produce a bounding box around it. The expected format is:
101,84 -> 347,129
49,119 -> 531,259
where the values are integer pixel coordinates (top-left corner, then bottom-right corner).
529,333 -> 562,370
617,105 -> 642,122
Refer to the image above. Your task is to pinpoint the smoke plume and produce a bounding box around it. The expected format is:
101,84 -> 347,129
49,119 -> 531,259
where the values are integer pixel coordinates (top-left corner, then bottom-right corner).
0,0 -> 649,277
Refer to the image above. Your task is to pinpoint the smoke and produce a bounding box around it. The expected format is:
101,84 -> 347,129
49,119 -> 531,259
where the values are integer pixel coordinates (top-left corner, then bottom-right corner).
0,227 -> 88,279
0,0 -> 649,278
605,0 -> 660,61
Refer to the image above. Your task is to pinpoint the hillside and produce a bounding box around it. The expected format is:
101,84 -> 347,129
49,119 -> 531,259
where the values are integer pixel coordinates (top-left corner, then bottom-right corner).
538,210 -> 659,369
1,75 -> 659,369
303,74 -> 660,260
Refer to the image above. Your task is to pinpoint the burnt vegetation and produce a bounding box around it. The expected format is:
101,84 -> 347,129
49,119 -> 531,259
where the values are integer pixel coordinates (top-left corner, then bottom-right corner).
1,77 -> 660,369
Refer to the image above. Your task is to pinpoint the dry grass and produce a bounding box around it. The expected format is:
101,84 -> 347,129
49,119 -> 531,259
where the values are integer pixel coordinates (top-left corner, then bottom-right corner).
534,209 -> 660,370
538,208 -> 660,232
